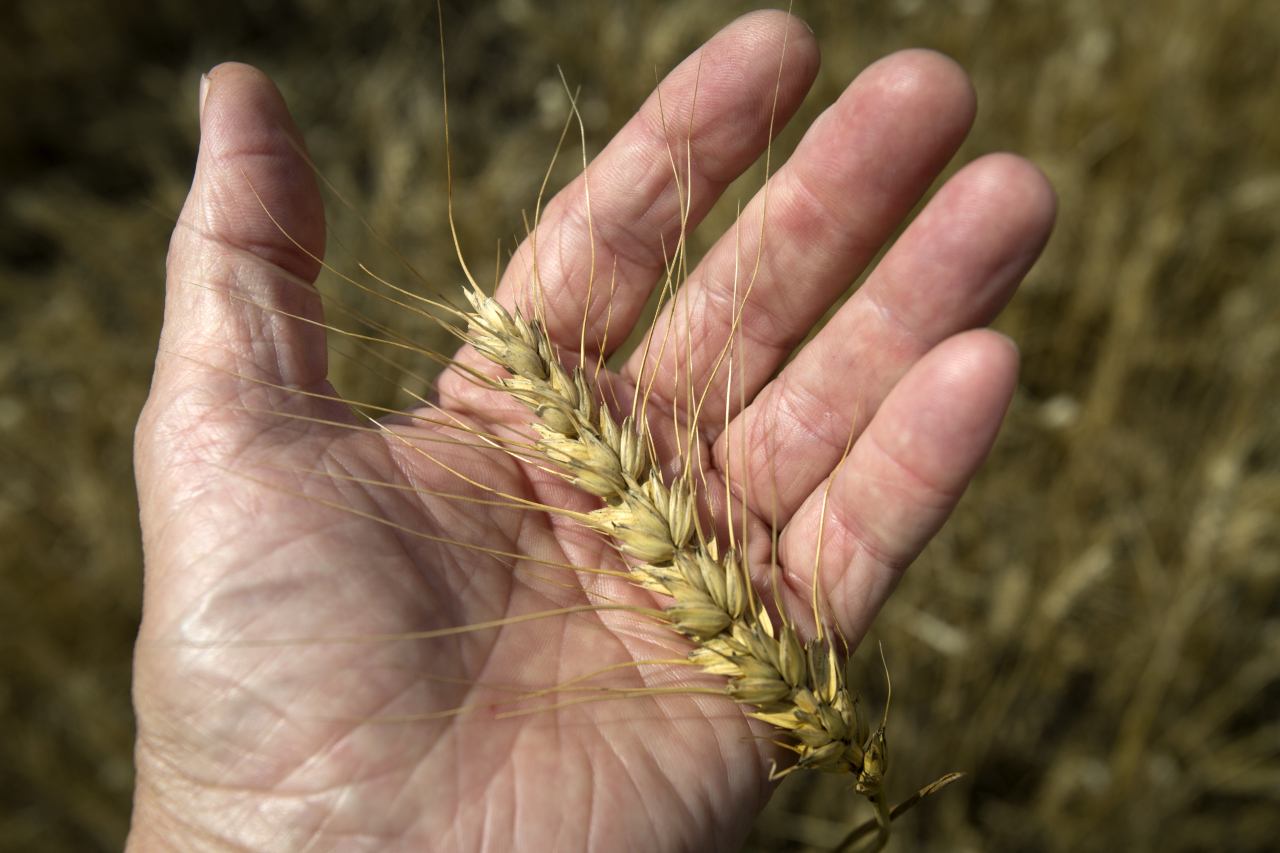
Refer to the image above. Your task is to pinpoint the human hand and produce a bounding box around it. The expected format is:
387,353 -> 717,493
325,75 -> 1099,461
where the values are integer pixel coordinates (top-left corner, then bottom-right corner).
129,11 -> 1053,852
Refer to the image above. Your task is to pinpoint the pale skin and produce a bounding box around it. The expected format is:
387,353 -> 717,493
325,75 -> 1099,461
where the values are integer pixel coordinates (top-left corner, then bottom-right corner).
130,11 -> 1054,853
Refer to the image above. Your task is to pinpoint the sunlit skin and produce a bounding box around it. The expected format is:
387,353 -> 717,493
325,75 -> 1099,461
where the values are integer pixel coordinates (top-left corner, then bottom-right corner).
129,11 -> 1054,853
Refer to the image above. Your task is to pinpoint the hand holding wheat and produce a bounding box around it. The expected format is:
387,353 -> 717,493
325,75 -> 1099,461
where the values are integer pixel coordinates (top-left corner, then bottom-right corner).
129,11 -> 1054,853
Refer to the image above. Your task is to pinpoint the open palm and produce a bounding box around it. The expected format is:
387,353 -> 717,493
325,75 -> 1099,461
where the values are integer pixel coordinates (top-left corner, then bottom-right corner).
129,12 -> 1054,853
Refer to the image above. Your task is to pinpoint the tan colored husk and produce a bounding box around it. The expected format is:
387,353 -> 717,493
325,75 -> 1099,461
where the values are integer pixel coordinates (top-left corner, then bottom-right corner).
460,283 -> 895,810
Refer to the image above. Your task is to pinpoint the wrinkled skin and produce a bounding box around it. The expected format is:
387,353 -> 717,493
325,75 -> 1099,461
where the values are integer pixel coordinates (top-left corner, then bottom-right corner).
130,11 -> 1054,853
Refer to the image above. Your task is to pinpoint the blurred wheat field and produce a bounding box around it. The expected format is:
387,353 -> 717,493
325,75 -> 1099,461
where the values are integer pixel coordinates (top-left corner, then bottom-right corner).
2,0 -> 1279,850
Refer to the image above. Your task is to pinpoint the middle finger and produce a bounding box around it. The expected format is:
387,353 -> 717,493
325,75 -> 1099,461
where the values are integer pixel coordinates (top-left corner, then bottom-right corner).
620,50 -> 976,428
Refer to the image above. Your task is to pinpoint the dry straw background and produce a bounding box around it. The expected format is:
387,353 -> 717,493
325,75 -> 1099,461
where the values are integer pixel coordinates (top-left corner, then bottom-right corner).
3,0 -> 1279,850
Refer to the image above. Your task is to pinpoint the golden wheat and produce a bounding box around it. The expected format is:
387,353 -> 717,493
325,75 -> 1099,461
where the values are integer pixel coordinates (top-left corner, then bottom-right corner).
453,271 -> 904,835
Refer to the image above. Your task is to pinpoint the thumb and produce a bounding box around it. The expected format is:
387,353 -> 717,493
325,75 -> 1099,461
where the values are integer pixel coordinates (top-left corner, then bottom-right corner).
135,62 -> 340,519
155,62 -> 329,409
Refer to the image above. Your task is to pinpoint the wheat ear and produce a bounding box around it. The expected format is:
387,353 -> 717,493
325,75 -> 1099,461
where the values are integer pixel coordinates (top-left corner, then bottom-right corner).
460,282 -> 893,802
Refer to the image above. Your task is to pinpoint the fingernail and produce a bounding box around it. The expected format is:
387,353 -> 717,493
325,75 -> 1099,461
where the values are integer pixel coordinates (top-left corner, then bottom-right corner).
198,72 -> 211,125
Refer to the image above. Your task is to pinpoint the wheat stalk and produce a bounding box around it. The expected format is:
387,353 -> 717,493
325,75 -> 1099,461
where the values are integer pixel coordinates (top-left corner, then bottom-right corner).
458,278 -> 912,843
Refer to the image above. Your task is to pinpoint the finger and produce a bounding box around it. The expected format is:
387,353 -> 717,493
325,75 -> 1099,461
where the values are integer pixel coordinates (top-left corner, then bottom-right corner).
719,153 -> 1056,525
623,49 -> 976,422
153,62 -> 328,408
777,330 -> 1019,642
487,10 -> 820,362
